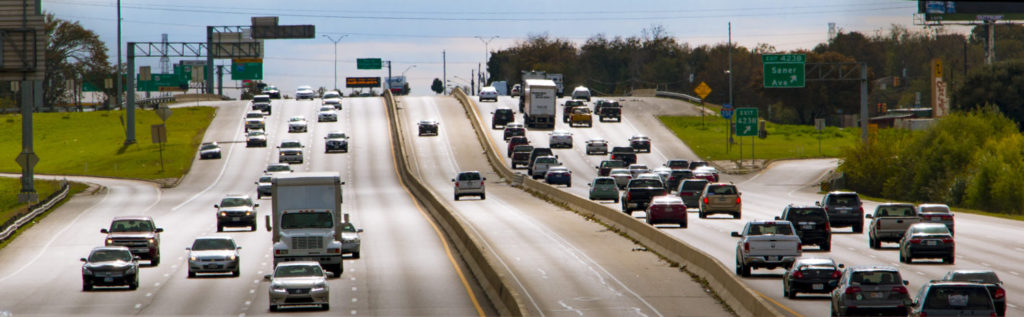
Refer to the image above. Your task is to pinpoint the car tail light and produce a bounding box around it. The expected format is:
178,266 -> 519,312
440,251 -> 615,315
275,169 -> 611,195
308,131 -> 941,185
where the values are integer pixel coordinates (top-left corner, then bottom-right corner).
941,215 -> 953,220
831,270 -> 842,279
919,313 -> 927,317
845,286 -> 861,294
910,238 -> 922,244
480,181 -> 485,186
743,242 -> 750,252
792,270 -> 804,279
328,248 -> 340,254
703,197 -> 709,204
876,221 -> 882,230
275,249 -> 287,255
626,192 -> 632,201
994,288 -> 1005,299
859,206 -> 864,214
893,286 -> 908,294
796,243 -> 802,251
736,196 -> 741,204
680,192 -> 693,196
825,221 -> 831,232
941,237 -> 953,243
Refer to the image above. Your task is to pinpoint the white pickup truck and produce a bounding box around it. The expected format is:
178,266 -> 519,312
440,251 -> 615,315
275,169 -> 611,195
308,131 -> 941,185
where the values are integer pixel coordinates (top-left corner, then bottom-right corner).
732,220 -> 802,277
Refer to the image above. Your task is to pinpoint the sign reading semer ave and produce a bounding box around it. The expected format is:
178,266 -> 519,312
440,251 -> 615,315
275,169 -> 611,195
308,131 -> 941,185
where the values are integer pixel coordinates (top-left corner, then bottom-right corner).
762,54 -> 805,88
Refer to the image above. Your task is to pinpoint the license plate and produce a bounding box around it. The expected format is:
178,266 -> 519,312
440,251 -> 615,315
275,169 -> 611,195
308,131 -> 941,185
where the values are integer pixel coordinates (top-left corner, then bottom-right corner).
206,264 -> 221,269
802,224 -> 814,230
104,277 -> 113,282
869,292 -> 885,299
232,217 -> 240,221
767,256 -> 779,262
132,248 -> 149,253
812,284 -> 824,290
927,240 -> 937,246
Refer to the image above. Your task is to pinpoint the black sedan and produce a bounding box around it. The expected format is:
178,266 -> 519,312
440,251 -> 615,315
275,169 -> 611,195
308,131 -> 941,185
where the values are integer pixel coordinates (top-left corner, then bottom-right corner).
324,131 -> 349,153
199,142 -> 222,159
629,135 -> 651,153
782,257 -> 843,299
418,120 -> 439,136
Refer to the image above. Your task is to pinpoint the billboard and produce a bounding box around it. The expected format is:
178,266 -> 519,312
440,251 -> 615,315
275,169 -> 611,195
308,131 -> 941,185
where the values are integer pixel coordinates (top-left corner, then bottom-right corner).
919,1 -> 1024,21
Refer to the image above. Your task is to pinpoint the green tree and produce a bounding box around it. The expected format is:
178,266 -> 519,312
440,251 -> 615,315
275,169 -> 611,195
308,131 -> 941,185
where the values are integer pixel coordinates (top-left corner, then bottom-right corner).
44,13 -> 111,108
952,61 -> 1024,126
430,78 -> 444,94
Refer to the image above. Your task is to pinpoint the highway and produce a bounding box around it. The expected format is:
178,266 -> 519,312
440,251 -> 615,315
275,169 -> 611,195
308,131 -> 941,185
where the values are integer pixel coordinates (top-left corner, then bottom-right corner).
395,96 -> 731,317
0,98 -> 490,316
470,95 -> 1024,317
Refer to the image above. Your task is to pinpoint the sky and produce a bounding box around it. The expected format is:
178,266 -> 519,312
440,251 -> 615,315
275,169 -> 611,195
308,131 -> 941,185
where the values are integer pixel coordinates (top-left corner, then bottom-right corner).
41,0 -> 954,97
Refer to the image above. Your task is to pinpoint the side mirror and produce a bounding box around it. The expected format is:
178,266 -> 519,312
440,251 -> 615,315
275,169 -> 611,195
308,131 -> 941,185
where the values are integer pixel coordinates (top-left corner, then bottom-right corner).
340,181 -> 346,185
134,256 -> 141,261
185,247 -> 191,251
482,177 -> 487,181
357,228 -> 364,233
263,274 -> 273,281
903,280 -> 909,286
838,264 -> 845,268
155,228 -> 164,233
214,204 -> 220,208
730,232 -> 741,237
815,201 -> 821,206
100,228 -> 109,234
80,257 -> 88,262
587,183 -> 592,186
254,204 -> 260,208
774,216 -> 781,220
865,214 -> 873,219
237,246 -> 242,250
451,179 -> 456,182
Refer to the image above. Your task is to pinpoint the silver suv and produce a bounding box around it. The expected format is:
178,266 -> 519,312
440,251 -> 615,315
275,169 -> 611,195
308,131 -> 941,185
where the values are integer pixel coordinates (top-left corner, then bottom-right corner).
452,171 -> 486,200
830,266 -> 911,316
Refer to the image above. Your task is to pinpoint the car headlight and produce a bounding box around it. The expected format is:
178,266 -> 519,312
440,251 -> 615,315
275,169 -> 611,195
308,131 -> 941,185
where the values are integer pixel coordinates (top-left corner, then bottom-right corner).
190,255 -> 197,261
228,255 -> 236,261
219,211 -> 227,217
311,282 -> 327,292
126,266 -> 137,274
148,238 -> 155,244
105,239 -> 113,245
270,284 -> 287,293
245,211 -> 251,216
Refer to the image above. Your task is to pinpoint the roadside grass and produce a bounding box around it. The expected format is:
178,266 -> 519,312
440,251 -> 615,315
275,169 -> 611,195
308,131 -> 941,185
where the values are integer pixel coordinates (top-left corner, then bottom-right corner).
0,179 -> 88,250
0,107 -> 216,181
658,115 -> 860,161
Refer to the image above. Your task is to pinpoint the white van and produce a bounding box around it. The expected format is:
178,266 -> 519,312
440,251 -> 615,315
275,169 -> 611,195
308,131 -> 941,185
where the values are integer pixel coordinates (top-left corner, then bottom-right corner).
571,86 -> 591,101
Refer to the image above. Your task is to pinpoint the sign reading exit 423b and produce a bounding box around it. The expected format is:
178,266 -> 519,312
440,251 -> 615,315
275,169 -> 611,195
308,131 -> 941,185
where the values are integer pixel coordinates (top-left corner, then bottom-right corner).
763,54 -> 805,88
735,107 -> 759,136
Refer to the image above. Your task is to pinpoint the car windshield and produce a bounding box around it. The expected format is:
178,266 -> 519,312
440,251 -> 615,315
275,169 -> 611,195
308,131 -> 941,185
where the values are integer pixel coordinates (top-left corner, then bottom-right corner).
919,205 -> 951,214
323,92 -> 340,98
267,165 -> 290,172
948,272 -> 1000,284
200,144 -> 218,150
610,169 -> 630,176
319,107 -> 334,112
274,265 -> 324,278
253,96 -> 270,103
457,173 -> 481,181
280,141 -> 301,148
911,225 -> 950,235
537,157 -> 557,164
110,219 -> 154,232
259,176 -> 272,183
681,180 -> 709,190
829,194 -> 860,206
281,212 -> 334,229
246,112 -> 263,118
667,160 -> 688,168
297,86 -> 311,90
706,185 -> 737,195
595,178 -> 615,185
248,131 -> 265,137
747,223 -> 793,235
327,132 -> 347,139
219,197 -> 252,207
602,161 -> 626,168
876,205 -> 915,217
289,117 -> 304,122
850,271 -> 901,285
790,208 -> 827,220
89,250 -> 132,262
514,145 -> 533,152
629,179 -> 662,187
341,223 -> 357,232
191,238 -> 235,251
923,286 -> 993,310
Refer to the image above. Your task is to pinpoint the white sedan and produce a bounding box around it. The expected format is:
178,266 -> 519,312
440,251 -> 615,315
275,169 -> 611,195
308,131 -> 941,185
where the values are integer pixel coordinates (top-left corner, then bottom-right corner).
295,85 -> 316,100
548,130 -> 573,148
288,116 -> 308,133
317,106 -> 338,122
585,138 -> 608,155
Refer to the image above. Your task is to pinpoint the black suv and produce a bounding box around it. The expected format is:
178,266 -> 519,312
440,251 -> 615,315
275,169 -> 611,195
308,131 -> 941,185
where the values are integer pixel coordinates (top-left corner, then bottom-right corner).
610,146 -> 637,165
527,147 -> 555,171
778,204 -> 832,251
491,107 -> 515,129
817,191 -> 864,233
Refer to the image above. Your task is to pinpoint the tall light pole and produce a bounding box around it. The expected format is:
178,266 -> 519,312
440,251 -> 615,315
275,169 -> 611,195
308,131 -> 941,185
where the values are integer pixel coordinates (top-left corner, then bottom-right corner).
401,65 -> 416,77
474,36 -> 498,83
116,0 -> 122,112
322,34 -> 348,91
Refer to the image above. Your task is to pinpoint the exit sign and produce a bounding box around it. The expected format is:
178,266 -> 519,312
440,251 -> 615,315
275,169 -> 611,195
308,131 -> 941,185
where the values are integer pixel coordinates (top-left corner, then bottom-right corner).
357,58 -> 382,70
763,54 -> 805,88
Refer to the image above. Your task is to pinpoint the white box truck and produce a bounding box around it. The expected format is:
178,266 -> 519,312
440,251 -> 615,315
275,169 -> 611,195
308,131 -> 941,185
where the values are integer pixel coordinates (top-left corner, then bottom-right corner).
267,172 -> 346,275
546,73 -> 565,97
523,79 -> 557,129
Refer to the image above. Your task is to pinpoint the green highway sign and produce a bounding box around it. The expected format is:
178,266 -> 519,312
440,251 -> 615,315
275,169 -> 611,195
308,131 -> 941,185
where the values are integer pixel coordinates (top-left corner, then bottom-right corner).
357,58 -> 382,70
763,54 -> 805,88
735,107 -> 759,136
137,73 -> 187,92
232,58 -> 263,80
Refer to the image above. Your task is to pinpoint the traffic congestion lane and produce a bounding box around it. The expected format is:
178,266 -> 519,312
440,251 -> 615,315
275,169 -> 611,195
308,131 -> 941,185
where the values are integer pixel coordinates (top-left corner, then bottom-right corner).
0,97 -> 491,316
471,95 -> 1023,316
400,96 -> 731,317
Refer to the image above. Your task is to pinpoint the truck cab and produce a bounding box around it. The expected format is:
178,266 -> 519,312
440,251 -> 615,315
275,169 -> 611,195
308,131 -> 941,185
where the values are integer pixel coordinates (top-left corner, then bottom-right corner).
101,216 -> 163,265
867,203 -> 921,249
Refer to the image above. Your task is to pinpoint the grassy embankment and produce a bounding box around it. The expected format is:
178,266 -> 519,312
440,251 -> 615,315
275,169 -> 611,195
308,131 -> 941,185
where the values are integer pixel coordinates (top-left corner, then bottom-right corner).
658,115 -> 859,161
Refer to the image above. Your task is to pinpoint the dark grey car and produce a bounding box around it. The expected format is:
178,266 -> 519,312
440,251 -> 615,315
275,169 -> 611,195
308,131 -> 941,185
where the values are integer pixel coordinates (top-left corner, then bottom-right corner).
830,266 -> 911,316
910,281 -> 997,317
81,246 -> 140,291
676,179 -> 708,208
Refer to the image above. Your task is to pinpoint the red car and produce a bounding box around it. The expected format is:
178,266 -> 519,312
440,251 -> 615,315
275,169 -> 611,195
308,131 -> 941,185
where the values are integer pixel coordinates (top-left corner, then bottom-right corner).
645,196 -> 688,228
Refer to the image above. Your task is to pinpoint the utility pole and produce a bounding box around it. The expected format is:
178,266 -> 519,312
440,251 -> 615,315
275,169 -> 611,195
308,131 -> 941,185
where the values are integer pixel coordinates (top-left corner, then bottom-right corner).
116,0 -> 123,112
443,50 -> 447,95
387,60 -> 393,95
728,22 -> 734,148
474,36 -> 498,83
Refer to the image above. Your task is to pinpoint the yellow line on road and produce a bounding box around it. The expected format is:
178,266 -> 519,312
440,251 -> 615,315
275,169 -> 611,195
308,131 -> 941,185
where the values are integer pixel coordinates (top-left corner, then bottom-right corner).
753,289 -> 803,317
384,96 -> 486,317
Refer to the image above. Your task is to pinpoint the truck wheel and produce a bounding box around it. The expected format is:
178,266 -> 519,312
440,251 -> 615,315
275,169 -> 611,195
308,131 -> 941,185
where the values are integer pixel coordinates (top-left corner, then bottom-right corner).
944,256 -> 954,264
232,266 -> 240,277
853,222 -> 864,233
151,255 -> 160,266
250,224 -> 257,232
481,193 -> 486,200
566,181 -> 571,188
322,304 -> 330,311
733,212 -> 741,219
129,277 -> 139,290
217,224 -> 223,232
352,251 -> 360,259
188,269 -> 196,278
699,211 -> 707,219
821,241 -> 831,251
741,263 -> 751,277
454,194 -> 459,201
680,222 -> 687,228
269,305 -> 279,312
83,280 -> 93,291
869,236 -> 879,249
329,263 -> 343,276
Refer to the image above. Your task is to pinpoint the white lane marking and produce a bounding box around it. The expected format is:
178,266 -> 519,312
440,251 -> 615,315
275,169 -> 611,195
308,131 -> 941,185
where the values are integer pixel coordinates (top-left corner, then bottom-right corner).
632,307 -> 650,317
244,301 -> 251,306
250,289 -> 256,294
154,282 -> 161,287
1007,303 -> 1018,309
253,279 -> 259,284
171,121 -> 244,211
351,310 -> 357,315
135,303 -> 142,309
916,271 -> 925,276
981,262 -> 991,267
351,298 -> 358,303
239,314 -> 246,317
146,292 -> 153,297
1010,271 -> 1020,276
558,300 -> 584,316
537,268 -> 548,280
163,273 -> 169,277
352,286 -> 357,291
1015,248 -> 1024,252
350,277 -> 355,281
0,188 -> 112,282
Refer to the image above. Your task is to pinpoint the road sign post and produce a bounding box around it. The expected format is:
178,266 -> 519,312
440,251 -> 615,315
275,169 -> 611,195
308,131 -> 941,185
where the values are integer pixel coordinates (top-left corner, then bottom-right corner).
694,81 -> 711,127
735,108 -> 758,164
763,54 -> 806,88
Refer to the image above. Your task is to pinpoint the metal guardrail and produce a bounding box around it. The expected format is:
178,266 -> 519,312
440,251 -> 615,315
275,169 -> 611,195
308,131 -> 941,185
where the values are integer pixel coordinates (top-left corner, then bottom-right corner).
654,90 -> 703,103
0,180 -> 71,242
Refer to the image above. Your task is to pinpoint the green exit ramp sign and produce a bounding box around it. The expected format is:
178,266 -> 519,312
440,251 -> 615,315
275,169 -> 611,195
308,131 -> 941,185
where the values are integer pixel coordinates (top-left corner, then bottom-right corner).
763,54 -> 805,88
357,58 -> 382,70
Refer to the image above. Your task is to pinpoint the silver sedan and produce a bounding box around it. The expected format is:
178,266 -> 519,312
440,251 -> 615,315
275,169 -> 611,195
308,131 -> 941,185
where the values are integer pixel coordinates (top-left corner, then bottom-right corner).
266,261 -> 332,311
186,236 -> 240,277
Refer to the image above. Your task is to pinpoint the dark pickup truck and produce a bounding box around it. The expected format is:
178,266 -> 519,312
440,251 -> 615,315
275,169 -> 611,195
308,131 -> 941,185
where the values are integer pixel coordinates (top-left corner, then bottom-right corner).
598,104 -> 621,122
610,146 -> 637,165
621,178 -> 667,214
510,145 -> 534,169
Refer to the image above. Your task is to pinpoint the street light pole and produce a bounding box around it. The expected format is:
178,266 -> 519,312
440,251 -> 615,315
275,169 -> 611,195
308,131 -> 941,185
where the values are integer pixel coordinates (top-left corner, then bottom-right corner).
116,0 -> 122,111
322,34 -> 348,91
475,36 -> 498,83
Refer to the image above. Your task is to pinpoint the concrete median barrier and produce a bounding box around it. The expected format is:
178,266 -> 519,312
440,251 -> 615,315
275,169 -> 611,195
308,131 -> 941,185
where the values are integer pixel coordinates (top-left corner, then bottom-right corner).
451,89 -> 783,317
382,91 -> 527,316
